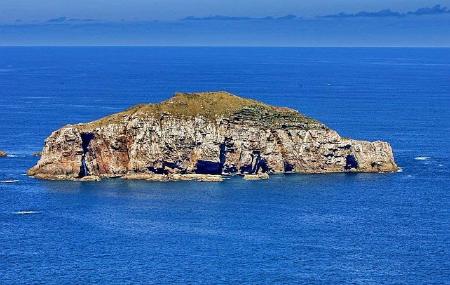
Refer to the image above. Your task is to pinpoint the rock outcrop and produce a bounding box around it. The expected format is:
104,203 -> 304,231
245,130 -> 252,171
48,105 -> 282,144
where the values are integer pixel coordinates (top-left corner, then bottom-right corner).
244,173 -> 270,180
28,92 -> 398,181
0,151 -> 7,158
32,151 -> 42,157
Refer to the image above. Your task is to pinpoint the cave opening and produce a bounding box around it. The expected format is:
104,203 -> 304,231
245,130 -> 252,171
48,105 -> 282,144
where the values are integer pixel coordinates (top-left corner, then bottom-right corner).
251,151 -> 261,173
345,154 -> 359,170
195,160 -> 222,175
78,133 -> 94,178
80,133 -> 94,153
283,162 -> 294,172
255,158 -> 269,174
195,142 -> 229,175
239,150 -> 269,174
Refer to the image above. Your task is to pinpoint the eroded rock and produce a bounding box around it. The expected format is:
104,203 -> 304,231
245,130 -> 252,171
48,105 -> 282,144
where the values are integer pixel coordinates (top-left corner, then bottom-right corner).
244,173 -> 270,180
28,92 -> 398,181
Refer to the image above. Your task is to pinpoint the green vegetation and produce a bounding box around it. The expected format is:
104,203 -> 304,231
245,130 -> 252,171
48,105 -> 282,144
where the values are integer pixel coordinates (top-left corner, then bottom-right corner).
80,91 -> 324,129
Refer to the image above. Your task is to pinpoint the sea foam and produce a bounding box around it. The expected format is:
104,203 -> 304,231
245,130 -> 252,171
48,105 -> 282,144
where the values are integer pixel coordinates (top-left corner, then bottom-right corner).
1,180 -> 19,183
414,156 -> 430,161
14,211 -> 39,215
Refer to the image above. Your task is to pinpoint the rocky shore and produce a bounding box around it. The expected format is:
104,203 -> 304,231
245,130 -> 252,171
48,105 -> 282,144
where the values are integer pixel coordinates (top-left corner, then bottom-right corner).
32,152 -> 42,157
28,91 -> 398,181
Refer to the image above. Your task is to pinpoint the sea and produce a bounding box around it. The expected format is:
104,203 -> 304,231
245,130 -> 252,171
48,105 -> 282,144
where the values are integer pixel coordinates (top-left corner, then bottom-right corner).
0,47 -> 449,284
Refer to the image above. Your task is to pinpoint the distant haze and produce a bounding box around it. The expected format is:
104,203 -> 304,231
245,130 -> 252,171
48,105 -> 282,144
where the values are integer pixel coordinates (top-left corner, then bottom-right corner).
0,2 -> 449,46
1,0 -> 450,22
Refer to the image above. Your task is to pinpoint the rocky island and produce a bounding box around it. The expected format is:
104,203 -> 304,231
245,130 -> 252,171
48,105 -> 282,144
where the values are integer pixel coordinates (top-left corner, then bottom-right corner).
0,151 -> 7,158
28,92 -> 398,181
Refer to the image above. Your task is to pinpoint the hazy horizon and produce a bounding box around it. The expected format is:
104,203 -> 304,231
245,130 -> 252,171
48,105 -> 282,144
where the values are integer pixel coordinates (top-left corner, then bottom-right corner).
1,0 -> 449,22
1,2 -> 449,47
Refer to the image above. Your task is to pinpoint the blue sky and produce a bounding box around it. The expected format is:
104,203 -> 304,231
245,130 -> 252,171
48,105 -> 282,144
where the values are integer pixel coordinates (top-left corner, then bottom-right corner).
1,0 -> 450,21
1,1 -> 449,46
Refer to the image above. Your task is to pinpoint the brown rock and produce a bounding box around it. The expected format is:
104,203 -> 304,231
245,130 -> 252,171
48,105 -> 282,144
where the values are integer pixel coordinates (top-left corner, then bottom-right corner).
122,173 -> 169,181
122,173 -> 223,182
32,152 -> 42,157
31,173 -> 101,181
244,173 -> 270,180
0,151 -> 6,158
28,92 -> 398,181
78,175 -> 101,182
169,174 -> 224,182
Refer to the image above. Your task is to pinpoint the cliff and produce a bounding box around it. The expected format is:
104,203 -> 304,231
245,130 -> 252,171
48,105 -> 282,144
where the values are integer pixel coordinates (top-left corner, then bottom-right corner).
28,92 -> 398,181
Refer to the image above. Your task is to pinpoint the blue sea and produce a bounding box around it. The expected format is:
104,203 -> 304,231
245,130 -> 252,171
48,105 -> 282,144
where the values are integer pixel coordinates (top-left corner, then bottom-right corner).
0,47 -> 449,284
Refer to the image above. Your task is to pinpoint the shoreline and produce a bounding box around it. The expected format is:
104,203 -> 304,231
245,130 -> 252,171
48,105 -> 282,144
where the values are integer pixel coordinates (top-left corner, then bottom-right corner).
28,170 -> 398,182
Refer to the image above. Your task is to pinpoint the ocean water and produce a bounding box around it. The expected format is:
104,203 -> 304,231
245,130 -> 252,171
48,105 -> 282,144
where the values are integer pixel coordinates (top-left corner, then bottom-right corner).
0,47 -> 449,284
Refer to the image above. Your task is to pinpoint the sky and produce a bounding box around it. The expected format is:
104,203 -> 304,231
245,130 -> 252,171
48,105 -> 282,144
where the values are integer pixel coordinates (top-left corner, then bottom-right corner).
1,0 -> 450,22
0,1 -> 449,46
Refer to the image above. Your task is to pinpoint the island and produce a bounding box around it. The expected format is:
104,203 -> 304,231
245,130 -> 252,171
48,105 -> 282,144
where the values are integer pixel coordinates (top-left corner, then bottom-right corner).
28,91 -> 398,181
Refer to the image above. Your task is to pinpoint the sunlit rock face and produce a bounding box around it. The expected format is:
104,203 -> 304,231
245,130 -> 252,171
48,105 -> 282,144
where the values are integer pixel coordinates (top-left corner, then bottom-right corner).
28,92 -> 398,180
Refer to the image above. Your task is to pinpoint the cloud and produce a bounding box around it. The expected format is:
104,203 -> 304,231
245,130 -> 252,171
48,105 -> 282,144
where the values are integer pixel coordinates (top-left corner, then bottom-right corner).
9,4 -> 450,27
408,4 -> 450,15
2,9 -> 450,47
182,15 -> 299,21
181,5 -> 450,21
46,16 -> 96,24
323,4 -> 450,18
323,9 -> 401,18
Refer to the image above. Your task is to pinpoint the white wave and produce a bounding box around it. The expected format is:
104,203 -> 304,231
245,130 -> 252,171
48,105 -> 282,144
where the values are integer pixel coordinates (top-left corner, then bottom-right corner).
2,154 -> 28,158
14,211 -> 39,215
1,180 -> 19,183
397,167 -> 403,173
414,156 -> 430,161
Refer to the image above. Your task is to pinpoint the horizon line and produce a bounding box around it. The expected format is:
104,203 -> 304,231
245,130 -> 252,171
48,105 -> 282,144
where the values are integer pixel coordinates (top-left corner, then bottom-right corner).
0,45 -> 449,48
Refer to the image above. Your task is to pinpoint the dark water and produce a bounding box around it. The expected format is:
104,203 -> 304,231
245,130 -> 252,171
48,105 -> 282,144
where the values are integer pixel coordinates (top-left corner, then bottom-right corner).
0,48 -> 449,284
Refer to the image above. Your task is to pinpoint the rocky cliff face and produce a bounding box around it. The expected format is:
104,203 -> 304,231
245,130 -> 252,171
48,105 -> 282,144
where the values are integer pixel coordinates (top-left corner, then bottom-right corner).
28,92 -> 398,180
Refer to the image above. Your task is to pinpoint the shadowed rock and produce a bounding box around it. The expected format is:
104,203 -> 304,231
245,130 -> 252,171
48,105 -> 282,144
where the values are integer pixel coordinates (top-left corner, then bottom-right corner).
0,151 -> 7,158
28,91 -> 398,181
